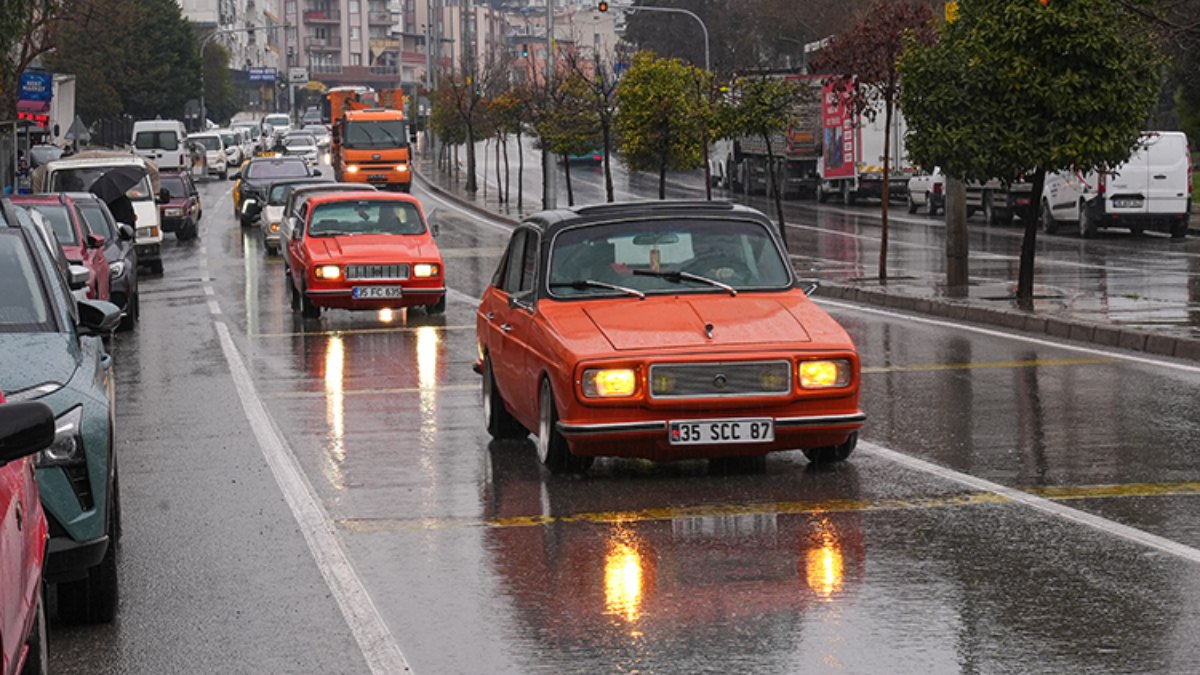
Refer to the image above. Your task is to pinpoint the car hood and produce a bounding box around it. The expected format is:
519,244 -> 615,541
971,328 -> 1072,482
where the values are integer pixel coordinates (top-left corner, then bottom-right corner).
307,235 -> 439,261
0,333 -> 79,398
577,294 -> 814,351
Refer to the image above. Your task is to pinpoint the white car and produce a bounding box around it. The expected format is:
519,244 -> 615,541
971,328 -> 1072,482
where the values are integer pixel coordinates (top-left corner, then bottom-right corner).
262,113 -> 292,147
218,129 -> 244,167
281,134 -> 319,168
188,132 -> 229,179
907,167 -> 945,216
301,124 -> 332,150
1042,131 -> 1191,238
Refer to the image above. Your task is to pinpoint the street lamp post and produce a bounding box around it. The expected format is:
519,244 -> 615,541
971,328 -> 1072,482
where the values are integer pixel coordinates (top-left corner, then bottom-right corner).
626,5 -> 709,72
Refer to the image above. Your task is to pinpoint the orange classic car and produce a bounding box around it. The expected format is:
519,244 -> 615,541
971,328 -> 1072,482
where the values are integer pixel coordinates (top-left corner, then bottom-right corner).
477,200 -> 865,474
283,192 -> 446,318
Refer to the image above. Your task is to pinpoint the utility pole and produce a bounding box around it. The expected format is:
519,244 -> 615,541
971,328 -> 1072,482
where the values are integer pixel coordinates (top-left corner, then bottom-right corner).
542,0 -> 557,209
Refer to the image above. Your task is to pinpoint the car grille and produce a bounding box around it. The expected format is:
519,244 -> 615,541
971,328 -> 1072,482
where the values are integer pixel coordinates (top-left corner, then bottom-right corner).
649,360 -> 792,399
346,264 -> 409,281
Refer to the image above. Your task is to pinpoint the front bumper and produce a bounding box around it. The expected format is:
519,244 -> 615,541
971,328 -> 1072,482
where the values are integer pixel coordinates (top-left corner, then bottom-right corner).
135,242 -> 161,261
307,285 -> 445,310
45,532 -> 109,583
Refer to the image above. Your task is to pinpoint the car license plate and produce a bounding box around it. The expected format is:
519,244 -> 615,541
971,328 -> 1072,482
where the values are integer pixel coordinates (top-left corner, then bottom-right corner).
368,174 -> 387,182
352,286 -> 403,299
1113,198 -> 1143,208
669,418 -> 774,445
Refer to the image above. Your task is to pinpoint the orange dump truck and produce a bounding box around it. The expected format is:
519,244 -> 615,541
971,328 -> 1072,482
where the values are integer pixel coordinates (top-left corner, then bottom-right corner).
329,88 -> 412,191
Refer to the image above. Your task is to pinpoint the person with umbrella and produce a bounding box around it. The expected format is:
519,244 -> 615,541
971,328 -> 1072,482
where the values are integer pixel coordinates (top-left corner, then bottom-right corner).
88,165 -> 147,227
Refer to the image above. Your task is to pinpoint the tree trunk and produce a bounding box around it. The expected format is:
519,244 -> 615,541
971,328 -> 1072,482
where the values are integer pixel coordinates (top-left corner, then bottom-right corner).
879,96 -> 893,283
465,123 -> 477,192
703,137 -> 712,201
481,137 -> 488,199
502,134 -> 510,205
495,135 -> 503,203
517,131 -> 524,212
602,118 -> 614,203
564,155 -> 575,206
764,133 -> 787,247
1017,167 -> 1047,305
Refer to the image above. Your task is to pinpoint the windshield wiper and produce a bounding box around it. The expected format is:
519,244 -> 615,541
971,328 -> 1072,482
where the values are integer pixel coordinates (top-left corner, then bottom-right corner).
632,269 -> 737,296
550,279 -> 645,299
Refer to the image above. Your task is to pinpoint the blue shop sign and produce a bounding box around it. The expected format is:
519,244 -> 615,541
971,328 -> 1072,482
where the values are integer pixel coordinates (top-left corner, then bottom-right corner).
20,72 -> 53,101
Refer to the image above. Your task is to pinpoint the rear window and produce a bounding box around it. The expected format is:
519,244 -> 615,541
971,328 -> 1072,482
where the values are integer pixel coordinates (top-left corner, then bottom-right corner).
160,176 -> 186,198
245,159 -> 310,180
0,232 -> 53,331
134,130 -> 180,151
192,136 -> 221,151
22,204 -> 77,246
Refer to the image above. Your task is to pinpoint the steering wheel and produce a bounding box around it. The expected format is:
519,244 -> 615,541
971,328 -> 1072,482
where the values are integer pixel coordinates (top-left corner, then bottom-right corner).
682,254 -> 752,283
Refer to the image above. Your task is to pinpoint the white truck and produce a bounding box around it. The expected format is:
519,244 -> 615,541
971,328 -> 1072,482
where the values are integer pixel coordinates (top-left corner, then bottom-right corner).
815,80 -> 914,206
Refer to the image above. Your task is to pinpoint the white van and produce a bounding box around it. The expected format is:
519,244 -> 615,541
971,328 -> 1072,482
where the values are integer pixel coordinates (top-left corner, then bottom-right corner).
40,154 -> 167,273
131,119 -> 188,171
1043,131 -> 1192,238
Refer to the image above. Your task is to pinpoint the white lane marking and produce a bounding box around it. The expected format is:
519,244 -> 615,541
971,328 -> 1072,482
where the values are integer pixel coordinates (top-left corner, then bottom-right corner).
203,286 -> 215,296
447,287 -> 480,308
206,305 -> 411,668
816,298 -> 1200,376
859,440 -> 1200,564
206,299 -> 222,315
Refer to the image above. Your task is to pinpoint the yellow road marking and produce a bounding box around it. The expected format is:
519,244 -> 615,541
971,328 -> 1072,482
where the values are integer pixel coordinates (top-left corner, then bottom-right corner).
862,356 -> 1116,374
269,383 -> 477,399
1029,482 -> 1200,500
251,324 -> 475,339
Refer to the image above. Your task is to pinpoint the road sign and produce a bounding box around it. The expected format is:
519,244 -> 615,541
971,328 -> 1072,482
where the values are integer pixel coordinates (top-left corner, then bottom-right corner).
288,68 -> 308,84
249,67 -> 277,82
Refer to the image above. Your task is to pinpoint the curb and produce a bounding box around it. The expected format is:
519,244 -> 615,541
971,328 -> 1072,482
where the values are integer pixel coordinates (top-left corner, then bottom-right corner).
416,167 -> 1200,363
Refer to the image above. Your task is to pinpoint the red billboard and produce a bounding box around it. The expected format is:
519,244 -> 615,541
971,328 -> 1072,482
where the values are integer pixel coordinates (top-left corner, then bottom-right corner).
821,81 -> 856,180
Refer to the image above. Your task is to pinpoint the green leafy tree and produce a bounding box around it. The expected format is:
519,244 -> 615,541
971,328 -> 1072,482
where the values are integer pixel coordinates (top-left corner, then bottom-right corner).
615,51 -> 706,199
533,73 -> 601,207
726,75 -> 803,241
900,0 -> 1162,301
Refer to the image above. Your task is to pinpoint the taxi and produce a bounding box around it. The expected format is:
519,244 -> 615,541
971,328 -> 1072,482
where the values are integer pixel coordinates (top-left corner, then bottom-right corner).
283,192 -> 445,318
476,201 -> 865,474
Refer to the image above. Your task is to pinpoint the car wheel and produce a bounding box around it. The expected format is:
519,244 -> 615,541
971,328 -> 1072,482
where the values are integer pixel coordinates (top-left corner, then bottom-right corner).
1170,219 -> 1188,239
287,270 -> 301,311
117,292 -> 138,332
483,356 -> 527,440
802,432 -> 858,466
907,192 -> 918,214
149,259 -> 163,275
536,378 -> 592,475
57,468 -> 120,624
19,585 -> 47,675
926,192 -> 939,216
1079,202 -> 1097,238
300,285 -> 321,319
219,169 -> 228,180
176,221 -> 196,241
1040,200 -> 1058,234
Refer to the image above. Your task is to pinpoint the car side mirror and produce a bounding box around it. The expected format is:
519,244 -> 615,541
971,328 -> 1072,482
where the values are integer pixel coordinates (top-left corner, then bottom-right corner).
77,299 -> 122,335
230,170 -> 241,180
508,290 -> 534,311
0,401 -> 56,465
67,264 -> 91,291
118,224 -> 135,241
86,233 -> 106,249
292,224 -> 304,241
797,279 -> 820,296
426,208 -> 440,236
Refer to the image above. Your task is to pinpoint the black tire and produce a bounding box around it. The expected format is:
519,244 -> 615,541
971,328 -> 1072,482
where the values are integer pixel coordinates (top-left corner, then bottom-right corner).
803,432 -> 858,466
483,356 -> 526,440
1130,226 -> 1145,237
816,183 -> 828,203
1170,219 -> 1188,239
536,379 -> 592,475
19,586 -> 47,675
927,193 -> 940,216
1040,200 -> 1058,234
57,468 -> 120,624
288,270 -> 301,311
219,169 -> 228,180
425,293 -> 446,315
176,221 -> 196,241
117,292 -> 138,332
907,193 -> 918,214
1079,202 -> 1097,238
149,259 -> 163,275
300,285 -> 321,319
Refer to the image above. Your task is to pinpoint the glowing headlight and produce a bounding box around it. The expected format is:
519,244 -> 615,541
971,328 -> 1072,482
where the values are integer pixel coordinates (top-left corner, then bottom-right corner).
314,264 -> 342,280
270,222 -> 281,232
395,163 -> 408,172
38,406 -> 85,467
798,360 -> 851,389
345,165 -> 360,174
413,263 -> 439,278
582,368 -> 637,398
164,207 -> 183,217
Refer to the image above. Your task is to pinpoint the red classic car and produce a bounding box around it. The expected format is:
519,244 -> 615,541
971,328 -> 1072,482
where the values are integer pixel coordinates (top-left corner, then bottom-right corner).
283,192 -> 446,318
13,194 -> 111,302
0,392 -> 56,675
477,201 -> 865,474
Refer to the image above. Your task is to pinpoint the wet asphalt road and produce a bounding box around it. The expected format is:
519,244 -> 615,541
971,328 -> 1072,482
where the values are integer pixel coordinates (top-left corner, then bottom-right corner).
48,161 -> 1200,674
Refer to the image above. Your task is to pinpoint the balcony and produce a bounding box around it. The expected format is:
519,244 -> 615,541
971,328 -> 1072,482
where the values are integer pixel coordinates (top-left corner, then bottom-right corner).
303,9 -> 340,23
367,11 -> 393,25
306,35 -> 342,50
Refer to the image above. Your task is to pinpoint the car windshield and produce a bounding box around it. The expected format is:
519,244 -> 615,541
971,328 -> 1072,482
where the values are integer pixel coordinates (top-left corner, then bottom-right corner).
160,176 -> 186,198
245,159 -> 310,180
22,204 -> 77,246
265,115 -> 290,128
343,120 -> 408,149
49,167 -> 154,201
285,136 -> 316,149
307,201 -> 425,237
134,130 -> 179,151
0,233 -> 53,332
548,219 -> 791,298
192,136 -> 221,151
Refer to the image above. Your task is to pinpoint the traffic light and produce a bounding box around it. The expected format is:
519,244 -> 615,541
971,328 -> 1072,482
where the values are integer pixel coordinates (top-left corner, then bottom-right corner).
598,1 -> 609,11
521,44 -> 529,58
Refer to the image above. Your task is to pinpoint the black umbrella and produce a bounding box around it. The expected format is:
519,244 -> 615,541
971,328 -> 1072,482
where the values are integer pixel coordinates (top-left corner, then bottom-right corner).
88,165 -> 148,204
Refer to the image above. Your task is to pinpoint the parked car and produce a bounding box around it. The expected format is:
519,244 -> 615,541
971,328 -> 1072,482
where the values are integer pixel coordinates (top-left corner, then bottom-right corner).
218,129 -> 245,168
17,207 -> 93,303
257,177 -> 337,255
0,200 -> 123,624
283,192 -> 445,318
0,392 -> 56,675
907,167 -> 945,216
188,132 -> 229,180
282,133 -> 320,168
12,193 -> 111,302
233,156 -> 318,227
131,119 -> 188,171
477,200 -> 865,474
158,170 -> 202,241
38,152 -> 167,274
72,192 -> 140,331
1042,131 -> 1192,238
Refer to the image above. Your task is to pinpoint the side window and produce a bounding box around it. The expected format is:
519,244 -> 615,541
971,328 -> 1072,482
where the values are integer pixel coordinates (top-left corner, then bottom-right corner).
78,204 -> 113,239
519,230 -> 539,293
500,230 -> 526,293
296,202 -> 310,237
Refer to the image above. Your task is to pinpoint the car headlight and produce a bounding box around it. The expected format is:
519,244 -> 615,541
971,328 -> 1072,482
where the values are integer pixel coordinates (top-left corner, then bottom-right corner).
37,406 -> 85,467
395,163 -> 408,172
164,207 -> 183,217
269,222 -> 281,232
314,264 -> 342,280
412,263 -> 439,278
109,261 -> 126,278
798,360 -> 851,389
345,165 -> 360,174
582,368 -> 637,398
136,226 -> 159,239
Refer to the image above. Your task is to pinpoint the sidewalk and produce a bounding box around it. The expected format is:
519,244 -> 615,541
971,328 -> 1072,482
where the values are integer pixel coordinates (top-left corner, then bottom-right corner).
415,158 -> 1200,362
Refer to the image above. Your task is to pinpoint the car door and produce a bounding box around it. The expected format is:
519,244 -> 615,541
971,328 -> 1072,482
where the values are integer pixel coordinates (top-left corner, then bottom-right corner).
491,229 -> 542,421
1143,132 -> 1190,216
285,202 -> 312,290
78,206 -> 112,301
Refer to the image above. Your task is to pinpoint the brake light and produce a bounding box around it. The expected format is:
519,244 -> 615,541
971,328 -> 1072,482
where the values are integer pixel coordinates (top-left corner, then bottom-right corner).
932,182 -> 943,195
1097,172 -> 1106,197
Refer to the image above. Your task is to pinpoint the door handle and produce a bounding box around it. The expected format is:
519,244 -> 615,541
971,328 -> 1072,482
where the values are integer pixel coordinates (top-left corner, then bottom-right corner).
500,323 -> 512,333
484,312 -> 494,321
1153,175 -> 1167,180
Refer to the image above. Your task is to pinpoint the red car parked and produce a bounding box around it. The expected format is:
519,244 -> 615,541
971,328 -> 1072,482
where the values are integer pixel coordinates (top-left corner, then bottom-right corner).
0,392 -> 55,675
13,194 -> 112,301
283,192 -> 446,318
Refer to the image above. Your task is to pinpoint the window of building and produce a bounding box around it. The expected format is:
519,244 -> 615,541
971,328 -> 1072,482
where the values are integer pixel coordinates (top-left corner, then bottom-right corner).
350,53 -> 361,66
349,0 -> 360,13
350,26 -> 361,40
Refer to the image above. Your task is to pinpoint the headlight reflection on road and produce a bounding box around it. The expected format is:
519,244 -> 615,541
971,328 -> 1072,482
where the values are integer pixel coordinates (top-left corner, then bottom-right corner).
604,529 -> 645,625
415,326 -> 440,445
804,517 -> 845,600
323,334 -> 346,489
